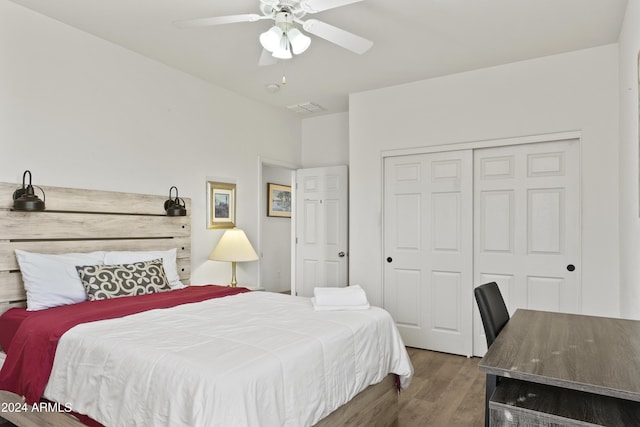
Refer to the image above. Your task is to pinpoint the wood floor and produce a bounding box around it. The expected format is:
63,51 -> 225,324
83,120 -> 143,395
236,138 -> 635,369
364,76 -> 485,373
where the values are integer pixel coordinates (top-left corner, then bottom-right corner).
1,347 -> 486,427
399,347 -> 486,427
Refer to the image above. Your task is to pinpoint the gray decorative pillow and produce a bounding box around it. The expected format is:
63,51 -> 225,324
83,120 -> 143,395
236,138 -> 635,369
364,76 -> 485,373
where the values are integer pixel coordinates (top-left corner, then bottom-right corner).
76,259 -> 171,301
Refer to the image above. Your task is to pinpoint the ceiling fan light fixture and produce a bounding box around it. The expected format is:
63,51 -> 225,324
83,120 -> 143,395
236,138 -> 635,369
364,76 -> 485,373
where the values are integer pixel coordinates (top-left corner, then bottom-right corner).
259,26 -> 283,52
176,1 -> 376,63
272,35 -> 293,59
287,27 -> 311,55
272,46 -> 293,59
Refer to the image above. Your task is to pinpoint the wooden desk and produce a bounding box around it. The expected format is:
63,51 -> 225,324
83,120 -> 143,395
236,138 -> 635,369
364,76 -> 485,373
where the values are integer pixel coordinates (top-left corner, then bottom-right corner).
479,309 -> 640,426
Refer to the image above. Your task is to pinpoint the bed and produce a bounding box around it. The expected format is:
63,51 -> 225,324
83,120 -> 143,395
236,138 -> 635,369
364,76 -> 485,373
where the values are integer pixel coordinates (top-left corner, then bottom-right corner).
0,182 -> 413,427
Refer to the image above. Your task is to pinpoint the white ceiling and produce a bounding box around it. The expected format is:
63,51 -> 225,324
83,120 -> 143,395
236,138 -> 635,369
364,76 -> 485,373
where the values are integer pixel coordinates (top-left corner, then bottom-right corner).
10,0 -> 629,115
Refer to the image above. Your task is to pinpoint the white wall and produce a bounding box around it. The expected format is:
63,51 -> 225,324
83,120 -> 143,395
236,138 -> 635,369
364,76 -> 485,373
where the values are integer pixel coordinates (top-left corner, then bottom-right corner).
0,2 -> 301,288
301,112 -> 349,167
261,164 -> 293,292
618,0 -> 640,319
350,45 -> 620,317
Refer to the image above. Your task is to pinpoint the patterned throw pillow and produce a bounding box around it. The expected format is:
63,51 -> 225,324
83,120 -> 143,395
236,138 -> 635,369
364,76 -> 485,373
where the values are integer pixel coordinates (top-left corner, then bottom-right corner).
76,259 -> 171,301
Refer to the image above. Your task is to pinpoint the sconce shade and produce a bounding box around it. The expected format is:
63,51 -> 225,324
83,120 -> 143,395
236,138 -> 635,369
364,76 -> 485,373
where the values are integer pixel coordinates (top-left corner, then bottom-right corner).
164,186 -> 187,216
13,170 -> 45,212
209,228 -> 258,262
166,203 -> 187,217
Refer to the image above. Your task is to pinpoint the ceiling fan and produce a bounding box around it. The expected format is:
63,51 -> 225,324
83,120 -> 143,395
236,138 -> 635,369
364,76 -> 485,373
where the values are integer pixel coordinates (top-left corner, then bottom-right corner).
174,0 -> 373,65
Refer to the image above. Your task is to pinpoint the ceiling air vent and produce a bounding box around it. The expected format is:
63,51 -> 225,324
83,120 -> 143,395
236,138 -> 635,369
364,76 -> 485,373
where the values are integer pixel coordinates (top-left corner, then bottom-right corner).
287,102 -> 325,115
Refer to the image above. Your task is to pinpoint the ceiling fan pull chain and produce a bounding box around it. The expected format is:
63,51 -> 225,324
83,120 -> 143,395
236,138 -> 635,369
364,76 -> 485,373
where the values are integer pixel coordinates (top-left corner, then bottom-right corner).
281,60 -> 287,85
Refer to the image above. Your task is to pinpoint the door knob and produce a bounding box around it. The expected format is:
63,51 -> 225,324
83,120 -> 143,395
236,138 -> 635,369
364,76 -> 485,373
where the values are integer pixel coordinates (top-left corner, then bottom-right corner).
567,264 -> 575,272
338,252 -> 345,258
386,257 -> 392,263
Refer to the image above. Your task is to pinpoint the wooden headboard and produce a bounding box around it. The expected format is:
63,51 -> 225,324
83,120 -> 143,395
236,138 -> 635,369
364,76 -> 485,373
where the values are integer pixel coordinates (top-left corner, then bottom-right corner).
0,182 -> 191,314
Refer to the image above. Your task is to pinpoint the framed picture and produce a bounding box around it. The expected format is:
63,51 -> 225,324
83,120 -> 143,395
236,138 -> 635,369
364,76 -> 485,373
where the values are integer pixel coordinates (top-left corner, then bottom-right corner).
207,181 -> 236,229
267,183 -> 292,218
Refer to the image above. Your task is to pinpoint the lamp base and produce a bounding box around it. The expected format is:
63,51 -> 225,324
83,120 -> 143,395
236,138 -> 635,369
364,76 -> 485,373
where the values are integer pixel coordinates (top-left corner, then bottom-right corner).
229,261 -> 238,287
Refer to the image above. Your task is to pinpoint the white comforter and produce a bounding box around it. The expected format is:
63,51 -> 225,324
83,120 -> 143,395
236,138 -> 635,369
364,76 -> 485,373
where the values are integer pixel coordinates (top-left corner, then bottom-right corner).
43,291 -> 413,427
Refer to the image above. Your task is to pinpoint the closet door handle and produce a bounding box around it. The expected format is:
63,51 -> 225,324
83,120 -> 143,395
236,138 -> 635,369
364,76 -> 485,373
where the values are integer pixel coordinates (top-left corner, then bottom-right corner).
386,257 -> 393,263
567,264 -> 575,272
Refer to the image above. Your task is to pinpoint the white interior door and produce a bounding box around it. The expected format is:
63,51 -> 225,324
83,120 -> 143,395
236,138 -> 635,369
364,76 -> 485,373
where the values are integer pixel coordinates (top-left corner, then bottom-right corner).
473,139 -> 580,356
383,151 -> 473,356
294,165 -> 348,297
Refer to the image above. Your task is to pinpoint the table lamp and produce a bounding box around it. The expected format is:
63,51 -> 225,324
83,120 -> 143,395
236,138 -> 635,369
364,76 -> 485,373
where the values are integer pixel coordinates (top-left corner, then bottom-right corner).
209,228 -> 259,287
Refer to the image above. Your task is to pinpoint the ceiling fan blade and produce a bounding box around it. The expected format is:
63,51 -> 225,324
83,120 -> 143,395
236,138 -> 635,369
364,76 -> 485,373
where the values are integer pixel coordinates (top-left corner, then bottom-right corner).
258,49 -> 279,67
174,14 -> 265,29
301,0 -> 364,13
302,19 -> 373,54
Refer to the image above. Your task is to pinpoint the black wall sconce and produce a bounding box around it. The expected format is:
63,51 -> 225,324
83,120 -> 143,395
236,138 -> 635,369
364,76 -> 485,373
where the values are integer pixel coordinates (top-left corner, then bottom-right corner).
13,170 -> 45,211
164,186 -> 187,216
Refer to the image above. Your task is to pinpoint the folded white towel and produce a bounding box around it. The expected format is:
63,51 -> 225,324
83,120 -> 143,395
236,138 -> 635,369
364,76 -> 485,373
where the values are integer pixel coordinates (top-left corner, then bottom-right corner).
311,298 -> 370,311
313,285 -> 370,308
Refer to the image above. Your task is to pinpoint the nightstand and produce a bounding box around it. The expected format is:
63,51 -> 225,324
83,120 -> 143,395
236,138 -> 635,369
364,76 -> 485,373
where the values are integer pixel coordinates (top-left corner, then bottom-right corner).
242,285 -> 265,291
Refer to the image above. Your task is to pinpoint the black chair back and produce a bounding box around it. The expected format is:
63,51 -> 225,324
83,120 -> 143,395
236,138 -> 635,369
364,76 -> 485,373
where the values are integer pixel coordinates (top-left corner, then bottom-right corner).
474,282 -> 510,348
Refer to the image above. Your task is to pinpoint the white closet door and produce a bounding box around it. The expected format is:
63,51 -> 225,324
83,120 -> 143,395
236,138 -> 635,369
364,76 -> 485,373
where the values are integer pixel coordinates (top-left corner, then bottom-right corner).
383,150 -> 473,356
473,139 -> 580,356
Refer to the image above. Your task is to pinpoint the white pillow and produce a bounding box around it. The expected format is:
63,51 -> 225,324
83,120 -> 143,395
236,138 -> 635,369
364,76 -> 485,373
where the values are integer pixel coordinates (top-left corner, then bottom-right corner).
103,248 -> 185,290
15,250 -> 106,311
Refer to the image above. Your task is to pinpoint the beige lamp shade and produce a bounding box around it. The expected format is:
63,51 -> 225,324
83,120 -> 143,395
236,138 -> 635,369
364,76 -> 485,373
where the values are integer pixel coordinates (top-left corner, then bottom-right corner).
209,228 -> 258,262
209,228 -> 258,286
